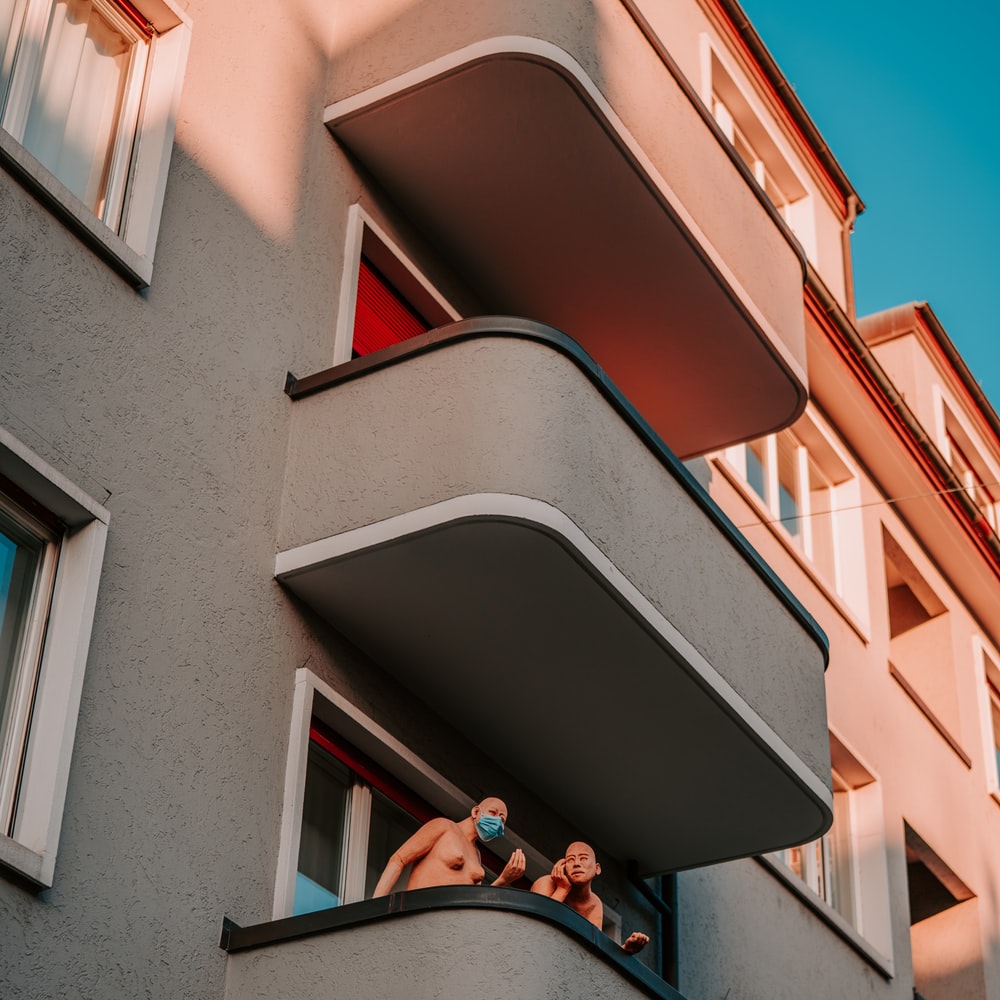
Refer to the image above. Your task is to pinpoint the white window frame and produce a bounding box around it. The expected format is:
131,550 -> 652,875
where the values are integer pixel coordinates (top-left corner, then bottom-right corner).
273,667 -> 546,919
935,394 -> 1000,534
698,33 -> 816,261
717,408 -> 869,630
0,426 -> 109,887
760,731 -> 893,977
0,493 -> 59,831
973,637 -> 1000,805
332,204 -> 461,366
0,0 -> 191,287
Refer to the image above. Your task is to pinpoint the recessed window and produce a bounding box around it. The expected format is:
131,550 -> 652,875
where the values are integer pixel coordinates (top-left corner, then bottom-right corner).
775,768 -> 854,924
883,528 -> 964,752
0,489 -> 59,834
334,206 -> 460,365
0,429 -> 109,887
979,646 -> 1000,796
704,44 -> 815,259
943,418 -> 999,535
721,413 -> 866,619
0,0 -> 190,285
275,672 -> 529,919
352,257 -> 431,359
763,733 -> 893,972
294,719 -> 432,914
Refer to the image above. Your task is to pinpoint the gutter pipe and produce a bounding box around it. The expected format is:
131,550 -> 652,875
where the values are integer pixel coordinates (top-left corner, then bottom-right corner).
806,270 -> 1000,568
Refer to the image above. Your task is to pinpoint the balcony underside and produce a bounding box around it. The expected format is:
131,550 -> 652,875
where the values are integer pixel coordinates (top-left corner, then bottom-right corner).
325,38 -> 808,458
278,319 -> 830,874
277,494 -> 829,874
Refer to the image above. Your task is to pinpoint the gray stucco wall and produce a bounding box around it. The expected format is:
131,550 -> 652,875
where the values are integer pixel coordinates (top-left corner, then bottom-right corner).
0,1 -> 869,998
223,906 -> 662,1000
0,3 -> 665,995
678,861 -> 911,1000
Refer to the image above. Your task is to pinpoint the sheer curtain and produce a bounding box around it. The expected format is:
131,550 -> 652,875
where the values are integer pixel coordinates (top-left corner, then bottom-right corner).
1,0 -> 23,96
22,0 -> 133,214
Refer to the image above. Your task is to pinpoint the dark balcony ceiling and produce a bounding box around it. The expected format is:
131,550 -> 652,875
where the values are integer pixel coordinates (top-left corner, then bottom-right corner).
277,496 -> 831,876
325,42 -> 807,458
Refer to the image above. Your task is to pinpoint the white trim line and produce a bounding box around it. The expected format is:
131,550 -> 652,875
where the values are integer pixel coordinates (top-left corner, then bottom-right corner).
324,35 -> 808,389
757,854 -> 894,978
332,204 -> 461,365
275,492 -> 832,818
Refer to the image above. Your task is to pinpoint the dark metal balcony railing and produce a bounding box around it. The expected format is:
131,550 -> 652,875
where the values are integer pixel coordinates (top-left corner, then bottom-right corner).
222,886 -> 686,1000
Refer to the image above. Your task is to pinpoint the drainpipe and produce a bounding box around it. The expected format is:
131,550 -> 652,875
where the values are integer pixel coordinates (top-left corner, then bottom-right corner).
808,272 -> 1000,568
842,194 -> 858,322
627,861 -> 678,987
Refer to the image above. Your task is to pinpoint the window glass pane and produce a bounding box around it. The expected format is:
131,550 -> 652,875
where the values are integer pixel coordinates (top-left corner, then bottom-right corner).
828,786 -> 853,920
776,435 -> 800,535
784,845 -> 803,881
990,693 -> 1000,780
294,741 -> 352,915
745,441 -> 766,502
1,0 -> 23,94
0,508 -> 45,755
363,786 -> 421,898
808,455 -> 836,577
22,0 -> 140,215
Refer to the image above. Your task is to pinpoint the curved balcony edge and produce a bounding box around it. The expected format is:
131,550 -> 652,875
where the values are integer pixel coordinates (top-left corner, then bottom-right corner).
285,315 -> 829,671
221,886 -> 685,1000
324,35 -> 809,456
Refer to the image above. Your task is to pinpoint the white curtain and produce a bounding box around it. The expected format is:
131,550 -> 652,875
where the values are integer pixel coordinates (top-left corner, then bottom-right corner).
22,0 -> 132,214
1,0 -> 22,96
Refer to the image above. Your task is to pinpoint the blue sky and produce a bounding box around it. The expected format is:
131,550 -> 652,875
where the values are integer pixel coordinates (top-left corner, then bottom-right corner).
738,0 -> 1000,411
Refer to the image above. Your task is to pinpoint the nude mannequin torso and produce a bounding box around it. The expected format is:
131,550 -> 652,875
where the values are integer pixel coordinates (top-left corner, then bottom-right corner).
531,842 -> 648,955
406,818 -> 486,889
532,872 -> 603,926
372,797 -> 525,897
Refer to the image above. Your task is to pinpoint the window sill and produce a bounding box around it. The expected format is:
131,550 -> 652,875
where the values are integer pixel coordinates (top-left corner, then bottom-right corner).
888,663 -> 972,768
711,455 -> 871,643
0,834 -> 46,889
757,855 -> 893,978
1,128 -> 152,288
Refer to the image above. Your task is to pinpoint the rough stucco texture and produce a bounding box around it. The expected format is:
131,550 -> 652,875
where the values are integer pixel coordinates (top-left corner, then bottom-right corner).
223,908 -> 657,1000
280,336 -> 829,782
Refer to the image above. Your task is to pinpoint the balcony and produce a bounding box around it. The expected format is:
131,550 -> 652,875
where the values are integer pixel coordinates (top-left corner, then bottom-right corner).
276,318 -> 830,874
222,888 -> 684,999
325,0 -> 809,458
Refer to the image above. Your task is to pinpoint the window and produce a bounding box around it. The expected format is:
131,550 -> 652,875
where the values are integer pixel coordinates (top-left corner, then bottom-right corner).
883,528 -> 965,755
0,427 -> 109,887
0,488 -> 59,834
720,412 -> 867,619
0,0 -> 190,286
294,718 -> 432,914
976,643 -> 1000,799
702,41 -> 815,259
274,669 -> 532,919
905,822 -> 981,1000
333,205 -> 460,365
990,677 -> 1000,783
775,769 -> 853,923
762,733 -> 893,974
945,429 -> 998,534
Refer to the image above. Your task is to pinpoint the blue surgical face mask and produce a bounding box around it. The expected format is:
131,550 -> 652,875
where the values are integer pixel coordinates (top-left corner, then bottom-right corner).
475,813 -> 505,842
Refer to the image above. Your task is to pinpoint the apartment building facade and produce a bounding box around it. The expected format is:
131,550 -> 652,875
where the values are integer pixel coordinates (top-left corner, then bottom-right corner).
0,0 -> 995,998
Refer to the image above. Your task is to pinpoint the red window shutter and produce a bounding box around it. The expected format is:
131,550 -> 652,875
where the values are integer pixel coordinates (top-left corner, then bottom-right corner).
353,257 -> 430,356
